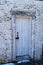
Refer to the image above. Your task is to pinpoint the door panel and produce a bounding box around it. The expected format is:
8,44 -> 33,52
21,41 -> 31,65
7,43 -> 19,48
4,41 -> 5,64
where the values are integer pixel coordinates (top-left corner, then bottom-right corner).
15,15 -> 31,56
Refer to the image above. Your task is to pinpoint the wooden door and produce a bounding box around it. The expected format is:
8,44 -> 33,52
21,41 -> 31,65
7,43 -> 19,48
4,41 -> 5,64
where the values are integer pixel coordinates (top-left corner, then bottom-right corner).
15,15 -> 31,57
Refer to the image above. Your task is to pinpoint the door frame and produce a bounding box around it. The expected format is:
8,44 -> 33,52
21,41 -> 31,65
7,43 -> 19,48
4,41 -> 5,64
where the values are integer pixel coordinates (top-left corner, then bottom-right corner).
11,8 -> 36,60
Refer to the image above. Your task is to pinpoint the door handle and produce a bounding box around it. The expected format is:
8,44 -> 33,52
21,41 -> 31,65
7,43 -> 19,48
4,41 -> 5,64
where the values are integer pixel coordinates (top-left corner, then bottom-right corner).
15,32 -> 19,39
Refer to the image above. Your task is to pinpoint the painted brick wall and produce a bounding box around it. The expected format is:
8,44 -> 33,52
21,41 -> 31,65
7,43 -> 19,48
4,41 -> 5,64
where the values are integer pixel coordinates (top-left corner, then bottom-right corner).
0,0 -> 43,62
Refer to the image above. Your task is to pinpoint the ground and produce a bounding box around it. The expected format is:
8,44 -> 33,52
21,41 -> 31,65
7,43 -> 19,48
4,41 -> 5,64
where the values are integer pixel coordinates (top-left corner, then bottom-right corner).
0,56 -> 43,65
0,60 -> 43,65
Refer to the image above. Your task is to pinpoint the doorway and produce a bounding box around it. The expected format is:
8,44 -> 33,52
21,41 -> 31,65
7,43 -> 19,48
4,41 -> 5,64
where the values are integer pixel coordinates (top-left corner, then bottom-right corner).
15,15 -> 32,57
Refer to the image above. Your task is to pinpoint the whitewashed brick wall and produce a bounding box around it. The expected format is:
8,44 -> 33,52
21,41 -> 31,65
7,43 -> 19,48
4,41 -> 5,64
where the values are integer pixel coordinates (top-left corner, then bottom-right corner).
0,0 -> 43,61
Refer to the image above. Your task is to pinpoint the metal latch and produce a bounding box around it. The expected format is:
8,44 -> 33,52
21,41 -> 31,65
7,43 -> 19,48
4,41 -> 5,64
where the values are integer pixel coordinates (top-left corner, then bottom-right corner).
15,32 -> 19,39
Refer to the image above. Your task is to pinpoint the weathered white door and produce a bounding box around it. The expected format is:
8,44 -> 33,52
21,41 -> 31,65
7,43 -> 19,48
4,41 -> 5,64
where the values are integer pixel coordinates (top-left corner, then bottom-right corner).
15,15 -> 31,57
